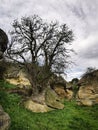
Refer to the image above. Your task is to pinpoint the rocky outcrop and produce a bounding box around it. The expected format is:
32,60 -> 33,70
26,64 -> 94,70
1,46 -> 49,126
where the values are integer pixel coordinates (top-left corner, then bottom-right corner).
77,85 -> 98,106
23,87 -> 64,113
54,87 -> 73,100
24,99 -> 53,113
7,87 -> 32,97
77,69 -> 98,106
49,75 -> 73,100
4,65 -> 31,88
45,88 -> 64,109
54,87 -> 67,98
0,105 -> 11,130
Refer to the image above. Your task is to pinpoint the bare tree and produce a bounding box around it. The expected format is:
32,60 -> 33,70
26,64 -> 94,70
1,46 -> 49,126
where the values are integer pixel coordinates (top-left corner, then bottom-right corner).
6,15 -> 74,95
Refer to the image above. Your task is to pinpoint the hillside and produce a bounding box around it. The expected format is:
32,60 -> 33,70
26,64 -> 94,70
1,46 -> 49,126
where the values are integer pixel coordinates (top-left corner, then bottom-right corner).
0,80 -> 98,130
0,62 -> 98,129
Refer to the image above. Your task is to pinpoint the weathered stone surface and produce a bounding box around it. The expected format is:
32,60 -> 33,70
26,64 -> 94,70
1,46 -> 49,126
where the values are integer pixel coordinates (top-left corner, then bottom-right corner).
5,67 -> 31,88
24,99 -> 53,113
45,88 -> 64,109
77,85 -> 98,106
54,87 -> 67,98
24,88 -> 65,112
54,87 -> 73,100
77,70 -> 98,106
7,87 -> 32,97
0,105 -> 11,130
77,99 -> 93,106
66,89 -> 73,100
31,92 -> 46,105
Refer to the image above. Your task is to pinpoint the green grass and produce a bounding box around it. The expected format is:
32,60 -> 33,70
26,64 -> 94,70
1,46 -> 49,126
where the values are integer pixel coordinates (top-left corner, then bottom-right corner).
0,80 -> 16,89
0,80 -> 98,130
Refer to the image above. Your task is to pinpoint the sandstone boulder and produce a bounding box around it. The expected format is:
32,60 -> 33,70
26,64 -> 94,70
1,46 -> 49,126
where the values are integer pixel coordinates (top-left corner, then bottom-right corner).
4,66 -> 31,88
0,105 -> 11,130
54,87 -> 67,98
77,99 -> 93,106
77,69 -> 98,106
24,99 -> 53,113
54,87 -> 73,100
66,89 -> 73,100
45,88 -> 64,109
77,85 -> 98,106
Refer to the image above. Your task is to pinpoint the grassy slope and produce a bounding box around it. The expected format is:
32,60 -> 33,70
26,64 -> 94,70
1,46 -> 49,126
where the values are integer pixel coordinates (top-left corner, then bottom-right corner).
0,80 -> 98,130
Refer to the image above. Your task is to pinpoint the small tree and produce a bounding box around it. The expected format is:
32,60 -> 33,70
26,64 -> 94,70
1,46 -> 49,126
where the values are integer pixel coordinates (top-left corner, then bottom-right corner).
6,15 -> 74,95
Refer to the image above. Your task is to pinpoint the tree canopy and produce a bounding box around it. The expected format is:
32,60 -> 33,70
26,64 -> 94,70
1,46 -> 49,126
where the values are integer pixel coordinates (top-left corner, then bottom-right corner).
6,15 -> 74,94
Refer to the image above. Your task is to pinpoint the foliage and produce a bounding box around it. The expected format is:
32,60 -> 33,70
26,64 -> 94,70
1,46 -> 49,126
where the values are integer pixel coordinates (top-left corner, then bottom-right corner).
6,15 -> 74,94
71,78 -> 79,84
0,80 -> 98,130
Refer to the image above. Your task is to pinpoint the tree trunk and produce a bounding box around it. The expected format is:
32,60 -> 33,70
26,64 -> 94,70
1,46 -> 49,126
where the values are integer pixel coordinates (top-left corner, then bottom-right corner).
25,64 -> 52,96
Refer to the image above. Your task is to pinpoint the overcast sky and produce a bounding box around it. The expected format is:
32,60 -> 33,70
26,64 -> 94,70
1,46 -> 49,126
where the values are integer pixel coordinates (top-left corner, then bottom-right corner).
0,0 -> 98,81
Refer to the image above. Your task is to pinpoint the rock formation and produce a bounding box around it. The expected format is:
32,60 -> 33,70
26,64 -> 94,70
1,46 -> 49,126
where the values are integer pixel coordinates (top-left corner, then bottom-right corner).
24,87 -> 64,112
77,70 -> 98,106
45,88 -> 64,109
4,63 -> 31,88
24,99 -> 52,113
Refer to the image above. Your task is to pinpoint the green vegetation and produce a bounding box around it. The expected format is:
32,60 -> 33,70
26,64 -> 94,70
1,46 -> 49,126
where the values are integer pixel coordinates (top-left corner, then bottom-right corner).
0,80 -> 98,130
0,80 -> 16,89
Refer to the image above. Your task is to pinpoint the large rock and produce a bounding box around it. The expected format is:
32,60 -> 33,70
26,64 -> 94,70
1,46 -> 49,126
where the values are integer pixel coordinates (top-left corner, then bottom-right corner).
54,87 -> 73,100
66,89 -> 73,100
4,66 -> 31,88
45,88 -> 64,109
24,99 -> 53,113
54,87 -> 67,98
0,105 -> 11,130
24,88 -> 64,112
77,70 -> 98,106
77,85 -> 98,106
77,99 -> 93,106
49,75 -> 73,100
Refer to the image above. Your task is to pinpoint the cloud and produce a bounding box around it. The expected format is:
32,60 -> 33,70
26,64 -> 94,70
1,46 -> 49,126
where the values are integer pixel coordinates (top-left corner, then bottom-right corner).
80,42 -> 98,59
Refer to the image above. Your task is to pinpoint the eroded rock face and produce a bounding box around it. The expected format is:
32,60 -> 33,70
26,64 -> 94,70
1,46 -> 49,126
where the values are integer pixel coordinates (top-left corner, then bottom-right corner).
0,105 -> 11,130
23,88 -> 65,113
77,85 -> 98,106
4,65 -> 31,88
45,88 -> 64,109
77,70 -> 98,106
49,76 -> 73,100
24,99 -> 52,113
54,87 -> 73,100
54,87 -> 67,98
